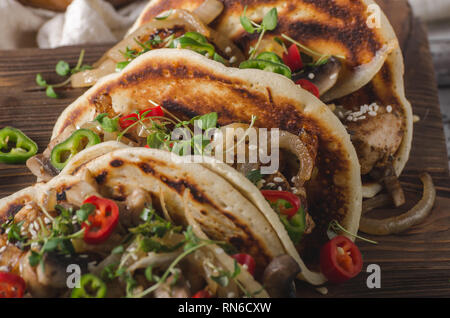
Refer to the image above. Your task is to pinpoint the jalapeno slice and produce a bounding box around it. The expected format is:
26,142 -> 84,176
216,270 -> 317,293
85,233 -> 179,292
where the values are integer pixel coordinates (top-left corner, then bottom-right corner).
0,127 -> 38,164
71,274 -> 107,298
239,59 -> 292,78
50,129 -> 100,170
256,52 -> 284,64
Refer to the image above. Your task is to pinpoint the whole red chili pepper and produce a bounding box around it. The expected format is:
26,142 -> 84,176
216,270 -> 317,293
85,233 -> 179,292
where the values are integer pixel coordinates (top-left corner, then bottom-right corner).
82,196 -> 119,244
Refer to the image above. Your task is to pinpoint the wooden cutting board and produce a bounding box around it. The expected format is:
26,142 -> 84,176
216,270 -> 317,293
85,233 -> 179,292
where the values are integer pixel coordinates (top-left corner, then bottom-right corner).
0,0 -> 449,297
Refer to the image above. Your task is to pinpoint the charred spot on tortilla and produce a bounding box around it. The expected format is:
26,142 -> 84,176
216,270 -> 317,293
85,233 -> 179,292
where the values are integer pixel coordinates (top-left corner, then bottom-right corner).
94,171 -> 108,185
109,159 -> 124,168
56,190 -> 67,202
138,162 -> 155,174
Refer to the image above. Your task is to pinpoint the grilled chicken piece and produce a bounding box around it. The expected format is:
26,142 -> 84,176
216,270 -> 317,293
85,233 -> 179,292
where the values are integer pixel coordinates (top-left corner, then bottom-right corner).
345,111 -> 403,175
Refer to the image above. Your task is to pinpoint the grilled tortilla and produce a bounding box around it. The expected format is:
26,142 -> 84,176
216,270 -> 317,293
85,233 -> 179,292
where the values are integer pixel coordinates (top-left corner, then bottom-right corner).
0,151 -> 270,297
41,49 -> 362,283
71,9 -> 244,88
332,47 -> 413,197
129,0 -> 398,100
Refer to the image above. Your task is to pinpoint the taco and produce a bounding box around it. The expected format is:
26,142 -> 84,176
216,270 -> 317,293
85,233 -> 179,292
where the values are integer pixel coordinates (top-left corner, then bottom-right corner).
71,8 -> 245,88
127,0 -> 412,199
1,147 -> 283,297
331,47 -> 413,199
129,0 -> 398,100
26,49 -> 362,287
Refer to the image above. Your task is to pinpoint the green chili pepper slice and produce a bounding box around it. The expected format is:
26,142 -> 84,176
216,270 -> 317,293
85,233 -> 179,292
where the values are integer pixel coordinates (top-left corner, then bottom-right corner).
280,207 -> 306,245
71,274 -> 107,298
0,127 -> 38,164
183,31 -> 209,44
51,129 -> 100,171
256,52 -> 284,64
171,35 -> 216,57
239,59 -> 292,78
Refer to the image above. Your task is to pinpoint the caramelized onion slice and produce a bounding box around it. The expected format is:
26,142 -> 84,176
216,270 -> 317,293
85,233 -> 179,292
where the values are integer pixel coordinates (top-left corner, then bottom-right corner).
193,0 -> 224,25
278,131 -> 314,186
71,59 -> 116,88
213,124 -> 313,187
359,173 -> 436,235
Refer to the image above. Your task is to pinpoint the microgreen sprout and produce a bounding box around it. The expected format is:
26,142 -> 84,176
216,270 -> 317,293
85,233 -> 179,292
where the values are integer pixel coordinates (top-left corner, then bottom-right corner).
36,49 -> 92,98
328,220 -> 378,245
240,7 -> 278,59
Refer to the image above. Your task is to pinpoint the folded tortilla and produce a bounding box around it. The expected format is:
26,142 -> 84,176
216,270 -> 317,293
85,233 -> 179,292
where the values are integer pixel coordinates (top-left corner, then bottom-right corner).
129,0 -> 398,100
46,49 -> 362,284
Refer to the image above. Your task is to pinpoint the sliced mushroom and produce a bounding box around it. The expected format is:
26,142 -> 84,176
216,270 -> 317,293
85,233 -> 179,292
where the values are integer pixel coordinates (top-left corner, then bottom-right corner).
263,255 -> 300,298
293,57 -> 342,95
26,154 -> 59,182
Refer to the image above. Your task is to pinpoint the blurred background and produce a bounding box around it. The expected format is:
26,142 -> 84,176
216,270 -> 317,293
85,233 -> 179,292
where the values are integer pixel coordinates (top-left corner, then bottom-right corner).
1,0 -> 450,166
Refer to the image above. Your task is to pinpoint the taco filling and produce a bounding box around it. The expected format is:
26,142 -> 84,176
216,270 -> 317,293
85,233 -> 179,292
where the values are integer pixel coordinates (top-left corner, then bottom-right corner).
28,108 -> 319,254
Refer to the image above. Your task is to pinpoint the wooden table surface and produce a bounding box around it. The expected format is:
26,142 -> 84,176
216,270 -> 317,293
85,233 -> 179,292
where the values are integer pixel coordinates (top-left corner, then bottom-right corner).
0,0 -> 449,297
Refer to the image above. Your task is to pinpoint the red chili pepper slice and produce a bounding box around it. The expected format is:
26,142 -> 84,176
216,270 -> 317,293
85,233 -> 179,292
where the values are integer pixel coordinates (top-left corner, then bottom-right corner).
296,79 -> 320,98
283,44 -> 303,72
261,190 -> 301,219
192,289 -> 211,298
119,106 -> 164,129
0,272 -> 26,298
232,253 -> 256,276
320,235 -> 363,284
82,196 -> 119,244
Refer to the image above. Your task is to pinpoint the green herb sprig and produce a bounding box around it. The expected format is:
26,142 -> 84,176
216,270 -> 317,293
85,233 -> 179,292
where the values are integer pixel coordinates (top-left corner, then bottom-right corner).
327,220 -> 378,245
36,49 -> 92,98
240,7 -> 278,59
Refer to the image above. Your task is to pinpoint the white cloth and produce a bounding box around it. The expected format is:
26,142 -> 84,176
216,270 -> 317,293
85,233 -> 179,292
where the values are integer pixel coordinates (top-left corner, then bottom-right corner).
0,0 -> 147,50
409,0 -> 450,22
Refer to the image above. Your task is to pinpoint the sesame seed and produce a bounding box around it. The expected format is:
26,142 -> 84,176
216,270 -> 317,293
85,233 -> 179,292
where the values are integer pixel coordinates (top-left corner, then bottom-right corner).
273,177 -> 284,183
267,182 -> 275,187
308,73 -> 315,80
386,105 -> 393,113
0,246 -> 6,253
277,186 -> 282,191
225,46 -> 232,54
229,56 -> 237,64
